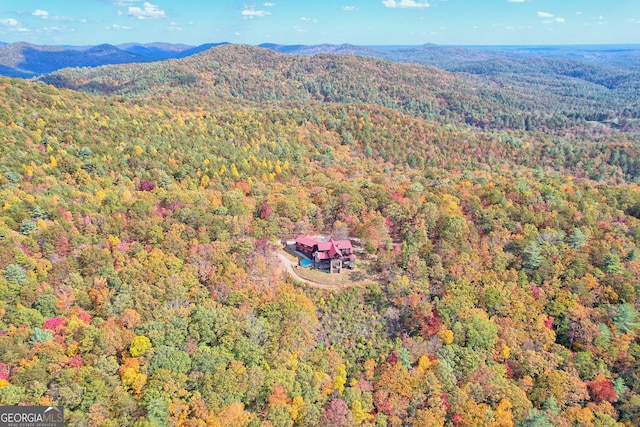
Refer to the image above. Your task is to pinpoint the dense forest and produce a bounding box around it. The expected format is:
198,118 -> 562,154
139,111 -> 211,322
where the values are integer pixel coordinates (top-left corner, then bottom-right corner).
39,45 -> 640,132
1,44 -> 640,426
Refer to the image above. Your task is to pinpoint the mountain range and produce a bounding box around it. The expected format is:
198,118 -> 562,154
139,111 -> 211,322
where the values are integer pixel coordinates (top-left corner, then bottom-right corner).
3,41 -> 638,130
2,40 -> 640,79
0,41 -> 228,78
34,43 -> 639,133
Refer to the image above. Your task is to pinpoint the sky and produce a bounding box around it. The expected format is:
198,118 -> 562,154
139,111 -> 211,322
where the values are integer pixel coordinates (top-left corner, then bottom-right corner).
0,0 -> 639,47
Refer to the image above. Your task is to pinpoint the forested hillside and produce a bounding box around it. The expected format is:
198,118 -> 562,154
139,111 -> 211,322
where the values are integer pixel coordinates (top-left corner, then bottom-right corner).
0,41 -> 228,78
39,44 -> 640,133
0,42 -> 153,79
1,41 -> 640,427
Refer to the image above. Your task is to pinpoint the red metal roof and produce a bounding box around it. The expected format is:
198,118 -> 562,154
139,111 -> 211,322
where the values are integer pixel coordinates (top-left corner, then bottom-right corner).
317,239 -> 352,251
297,236 -> 353,259
295,236 -> 318,247
328,240 -> 341,258
333,239 -> 353,249
316,241 -> 332,251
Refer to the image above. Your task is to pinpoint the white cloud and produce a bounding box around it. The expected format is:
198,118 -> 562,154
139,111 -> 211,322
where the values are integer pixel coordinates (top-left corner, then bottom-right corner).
241,8 -> 272,18
52,16 -> 75,22
300,17 -> 317,22
168,22 -> 182,31
32,9 -> 49,18
128,2 -> 166,20
107,23 -> 133,30
43,26 -> 75,33
1,18 -> 20,26
536,11 -> 564,23
263,2 -> 276,6
576,11 -> 583,15
102,0 -> 143,6
0,18 -> 29,32
507,0 -> 526,2
343,6 -> 357,11
32,10 -> 74,22
383,0 -> 430,8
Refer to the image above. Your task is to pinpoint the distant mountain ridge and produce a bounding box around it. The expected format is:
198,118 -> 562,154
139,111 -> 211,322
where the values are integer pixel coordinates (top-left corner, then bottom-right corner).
0,41 -> 228,78
2,40 -> 639,79
0,42 -> 152,78
260,42 -> 640,69
119,42 -> 229,59
5,40 -> 640,130
38,43 -> 640,132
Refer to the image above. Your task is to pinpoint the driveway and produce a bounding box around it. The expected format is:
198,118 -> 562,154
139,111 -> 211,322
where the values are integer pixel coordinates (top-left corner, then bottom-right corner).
276,251 -> 341,290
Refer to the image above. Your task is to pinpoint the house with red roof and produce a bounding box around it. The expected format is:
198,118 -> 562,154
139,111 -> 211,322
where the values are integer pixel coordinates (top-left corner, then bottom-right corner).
295,236 -> 355,273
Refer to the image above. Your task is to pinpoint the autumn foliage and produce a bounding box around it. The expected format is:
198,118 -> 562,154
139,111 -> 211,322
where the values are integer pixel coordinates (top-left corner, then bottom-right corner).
0,46 -> 639,427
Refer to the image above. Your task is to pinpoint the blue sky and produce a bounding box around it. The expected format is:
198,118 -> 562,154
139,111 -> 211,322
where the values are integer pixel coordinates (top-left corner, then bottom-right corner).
0,0 -> 639,46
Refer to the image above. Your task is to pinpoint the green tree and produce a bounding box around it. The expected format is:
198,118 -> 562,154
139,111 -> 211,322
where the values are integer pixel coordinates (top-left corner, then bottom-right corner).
33,293 -> 58,317
612,303 -> 639,334
603,253 -> 623,275
146,397 -> 170,426
519,409 -> 553,427
19,219 -> 38,235
0,385 -> 25,405
463,311 -> 498,351
567,229 -> 588,250
30,327 -> 54,344
522,242 -> 544,271
148,346 -> 191,374
3,264 -> 28,285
